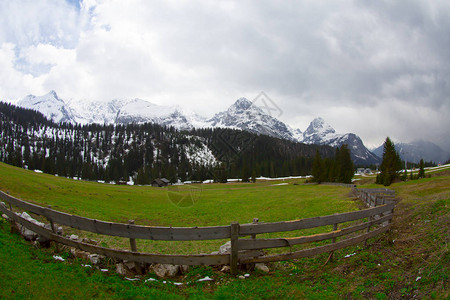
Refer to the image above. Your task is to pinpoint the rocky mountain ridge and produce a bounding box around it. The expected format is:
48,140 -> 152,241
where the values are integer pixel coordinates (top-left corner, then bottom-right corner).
372,140 -> 449,164
16,91 -> 379,164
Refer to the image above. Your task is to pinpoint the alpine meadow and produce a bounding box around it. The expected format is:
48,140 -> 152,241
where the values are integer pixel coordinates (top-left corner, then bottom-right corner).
1,1 -> 450,299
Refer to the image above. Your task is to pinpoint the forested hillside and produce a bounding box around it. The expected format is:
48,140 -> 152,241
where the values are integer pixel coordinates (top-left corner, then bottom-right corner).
0,102 -> 334,183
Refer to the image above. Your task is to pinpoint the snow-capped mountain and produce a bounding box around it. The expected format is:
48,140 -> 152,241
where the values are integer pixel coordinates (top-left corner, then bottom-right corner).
19,92 -> 195,130
372,140 -> 449,164
14,91 -> 379,164
69,99 -> 125,124
18,91 -> 76,123
71,97 -> 195,129
300,117 -> 380,165
207,98 -> 297,141
302,117 -> 336,145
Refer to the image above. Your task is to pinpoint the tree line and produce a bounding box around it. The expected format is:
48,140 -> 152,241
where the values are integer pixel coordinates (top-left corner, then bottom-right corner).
0,102 -> 336,184
311,144 -> 354,184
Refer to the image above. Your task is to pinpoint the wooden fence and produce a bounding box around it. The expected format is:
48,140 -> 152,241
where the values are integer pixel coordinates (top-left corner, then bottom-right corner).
0,188 -> 395,275
352,187 -> 396,208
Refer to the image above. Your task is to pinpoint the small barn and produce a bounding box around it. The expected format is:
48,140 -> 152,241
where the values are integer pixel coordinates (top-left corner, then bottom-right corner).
152,178 -> 170,187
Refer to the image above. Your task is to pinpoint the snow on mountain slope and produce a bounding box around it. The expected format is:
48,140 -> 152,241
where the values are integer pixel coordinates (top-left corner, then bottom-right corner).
301,117 -> 380,165
301,117 -> 337,144
207,98 -> 297,141
113,98 -> 192,130
14,91 -> 380,164
18,91 -> 76,123
69,99 -> 125,124
21,93 -> 194,130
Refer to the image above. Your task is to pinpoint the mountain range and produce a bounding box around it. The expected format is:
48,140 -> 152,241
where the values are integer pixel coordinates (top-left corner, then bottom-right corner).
372,140 -> 449,164
19,90 -> 447,165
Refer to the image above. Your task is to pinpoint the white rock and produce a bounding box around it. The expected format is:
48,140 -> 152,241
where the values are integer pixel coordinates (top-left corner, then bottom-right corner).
17,212 -> 45,241
116,263 -> 127,275
69,234 -> 79,240
152,264 -> 180,278
180,265 -> 189,274
21,226 -> 38,241
255,263 -> 270,273
220,265 -> 231,273
238,275 -> 245,279
124,261 -> 135,269
88,254 -> 101,265
219,241 -> 231,254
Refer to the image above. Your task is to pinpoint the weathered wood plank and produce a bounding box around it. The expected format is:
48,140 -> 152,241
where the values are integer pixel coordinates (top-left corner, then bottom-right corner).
0,191 -> 230,240
129,220 -> 137,252
238,214 -> 392,250
357,188 -> 394,194
0,203 -> 229,265
0,191 -> 47,215
239,203 -> 395,235
241,225 -> 391,264
230,222 -> 239,275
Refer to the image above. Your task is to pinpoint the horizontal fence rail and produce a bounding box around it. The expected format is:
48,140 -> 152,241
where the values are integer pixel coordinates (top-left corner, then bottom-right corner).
0,191 -> 230,241
239,204 -> 394,235
0,186 -> 395,275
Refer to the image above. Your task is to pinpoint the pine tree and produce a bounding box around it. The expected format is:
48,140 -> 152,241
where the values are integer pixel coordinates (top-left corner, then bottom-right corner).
338,144 -> 354,184
418,159 -> 425,178
377,137 -> 402,186
312,150 -> 325,183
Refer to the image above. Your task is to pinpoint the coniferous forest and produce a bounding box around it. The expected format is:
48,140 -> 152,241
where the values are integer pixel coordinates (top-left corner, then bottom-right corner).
311,145 -> 354,184
0,102 -> 339,184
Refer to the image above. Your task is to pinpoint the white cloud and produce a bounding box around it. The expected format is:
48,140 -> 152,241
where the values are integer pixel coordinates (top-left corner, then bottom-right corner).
0,0 -> 449,150
0,43 -> 45,100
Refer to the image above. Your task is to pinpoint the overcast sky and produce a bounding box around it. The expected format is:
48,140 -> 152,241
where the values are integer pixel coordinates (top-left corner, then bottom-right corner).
1,0 -> 449,150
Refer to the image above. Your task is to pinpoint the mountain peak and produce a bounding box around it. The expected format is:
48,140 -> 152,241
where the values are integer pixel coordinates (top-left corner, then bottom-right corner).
230,97 -> 253,111
17,90 -> 73,123
304,117 -> 335,137
45,90 -> 63,102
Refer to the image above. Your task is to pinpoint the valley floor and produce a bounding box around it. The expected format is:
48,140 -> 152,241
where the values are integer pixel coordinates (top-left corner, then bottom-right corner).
0,175 -> 448,299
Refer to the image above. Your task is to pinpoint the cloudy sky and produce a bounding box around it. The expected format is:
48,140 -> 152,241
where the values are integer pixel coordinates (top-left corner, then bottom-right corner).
1,0 -> 449,150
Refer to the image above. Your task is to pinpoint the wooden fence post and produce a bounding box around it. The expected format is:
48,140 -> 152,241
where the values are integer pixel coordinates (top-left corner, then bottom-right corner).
7,200 -> 15,229
251,218 -> 259,239
326,223 -> 338,264
47,205 -> 60,252
128,220 -> 137,252
230,222 -> 240,275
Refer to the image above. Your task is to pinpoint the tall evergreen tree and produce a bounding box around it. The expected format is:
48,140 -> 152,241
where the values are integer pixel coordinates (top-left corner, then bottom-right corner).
338,144 -> 354,184
312,150 -> 325,183
418,159 -> 425,178
376,137 -> 402,186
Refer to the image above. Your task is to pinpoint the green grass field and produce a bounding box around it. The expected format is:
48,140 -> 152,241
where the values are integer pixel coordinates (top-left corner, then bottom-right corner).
0,162 -> 448,299
0,162 -> 357,254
